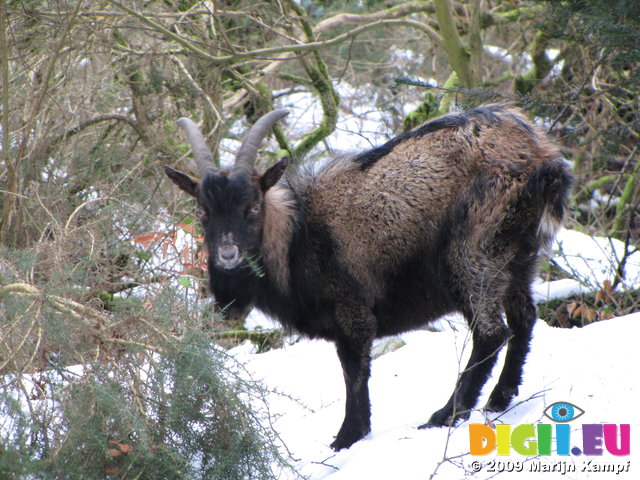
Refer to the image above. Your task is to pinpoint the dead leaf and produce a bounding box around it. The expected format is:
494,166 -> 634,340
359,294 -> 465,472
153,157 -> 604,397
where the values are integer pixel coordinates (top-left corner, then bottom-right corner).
585,307 -> 595,323
567,302 -> 581,318
132,232 -> 166,249
119,443 -> 133,453
595,289 -> 604,304
178,222 -> 198,235
106,448 -> 122,457
108,440 -> 134,453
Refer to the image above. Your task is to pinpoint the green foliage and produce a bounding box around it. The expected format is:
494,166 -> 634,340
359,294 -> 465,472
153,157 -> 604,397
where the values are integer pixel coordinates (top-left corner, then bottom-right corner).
1,348 -> 287,479
0,272 -> 297,479
540,0 -> 640,66
402,91 -> 441,131
513,32 -> 552,96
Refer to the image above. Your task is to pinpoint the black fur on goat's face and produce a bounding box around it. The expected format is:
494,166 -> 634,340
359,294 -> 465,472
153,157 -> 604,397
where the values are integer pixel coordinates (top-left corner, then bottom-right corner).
198,172 -> 263,271
164,159 -> 288,273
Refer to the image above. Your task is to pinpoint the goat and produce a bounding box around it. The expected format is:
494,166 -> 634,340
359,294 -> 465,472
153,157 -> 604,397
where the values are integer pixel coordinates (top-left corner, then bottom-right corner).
164,104 -> 573,451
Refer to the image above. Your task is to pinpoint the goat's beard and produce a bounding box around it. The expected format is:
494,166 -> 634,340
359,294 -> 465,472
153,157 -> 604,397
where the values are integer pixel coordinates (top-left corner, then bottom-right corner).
209,260 -> 259,321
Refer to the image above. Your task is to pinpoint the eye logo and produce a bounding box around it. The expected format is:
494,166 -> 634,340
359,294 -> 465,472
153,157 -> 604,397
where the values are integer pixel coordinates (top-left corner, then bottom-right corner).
544,401 -> 585,423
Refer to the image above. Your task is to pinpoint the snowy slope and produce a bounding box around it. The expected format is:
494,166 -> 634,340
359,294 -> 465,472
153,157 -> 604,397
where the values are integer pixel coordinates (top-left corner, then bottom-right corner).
232,311 -> 639,479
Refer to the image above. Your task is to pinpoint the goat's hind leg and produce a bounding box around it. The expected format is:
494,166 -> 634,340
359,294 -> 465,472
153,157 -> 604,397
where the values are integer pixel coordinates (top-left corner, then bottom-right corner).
486,281 -> 537,412
421,304 -> 510,428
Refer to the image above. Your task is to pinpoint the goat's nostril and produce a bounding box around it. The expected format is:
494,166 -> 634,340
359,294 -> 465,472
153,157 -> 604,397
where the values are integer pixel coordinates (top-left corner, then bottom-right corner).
221,250 -> 237,260
218,245 -> 240,265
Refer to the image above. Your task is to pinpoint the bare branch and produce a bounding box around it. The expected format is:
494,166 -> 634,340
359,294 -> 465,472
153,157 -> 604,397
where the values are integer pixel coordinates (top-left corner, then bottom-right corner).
312,2 -> 443,47
109,1 -> 441,64
434,0 -> 476,87
64,114 -> 140,140
107,0 -> 221,63
219,19 -> 442,61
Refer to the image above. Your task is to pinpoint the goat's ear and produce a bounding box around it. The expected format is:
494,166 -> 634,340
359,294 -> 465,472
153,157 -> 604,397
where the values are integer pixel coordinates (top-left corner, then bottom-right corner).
260,157 -> 288,192
164,166 -> 199,197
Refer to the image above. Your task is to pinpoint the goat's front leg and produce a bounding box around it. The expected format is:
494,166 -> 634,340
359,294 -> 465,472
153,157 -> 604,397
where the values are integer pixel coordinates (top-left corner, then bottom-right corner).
330,304 -> 375,451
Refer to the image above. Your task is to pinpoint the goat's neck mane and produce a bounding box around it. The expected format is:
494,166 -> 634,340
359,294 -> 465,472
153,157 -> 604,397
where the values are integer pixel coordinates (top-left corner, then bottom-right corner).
262,184 -> 296,292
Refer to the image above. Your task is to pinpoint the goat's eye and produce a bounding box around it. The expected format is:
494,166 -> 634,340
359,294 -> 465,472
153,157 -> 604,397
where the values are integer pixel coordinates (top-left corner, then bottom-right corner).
196,205 -> 207,220
247,205 -> 260,218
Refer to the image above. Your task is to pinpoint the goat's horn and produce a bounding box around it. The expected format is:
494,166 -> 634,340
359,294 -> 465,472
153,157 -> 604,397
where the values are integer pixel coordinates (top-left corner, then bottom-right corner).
235,109 -> 289,173
176,118 -> 216,177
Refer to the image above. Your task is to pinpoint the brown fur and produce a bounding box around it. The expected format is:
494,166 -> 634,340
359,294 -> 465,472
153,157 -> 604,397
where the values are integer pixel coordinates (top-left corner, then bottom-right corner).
263,185 -> 296,291
287,106 -> 562,305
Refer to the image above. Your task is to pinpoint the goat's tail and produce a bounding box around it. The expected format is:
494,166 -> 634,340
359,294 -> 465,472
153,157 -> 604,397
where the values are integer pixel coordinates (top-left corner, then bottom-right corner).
528,160 -> 574,247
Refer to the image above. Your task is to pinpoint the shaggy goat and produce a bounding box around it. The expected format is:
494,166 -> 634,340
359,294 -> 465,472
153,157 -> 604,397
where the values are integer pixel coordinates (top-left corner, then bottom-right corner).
164,105 -> 573,451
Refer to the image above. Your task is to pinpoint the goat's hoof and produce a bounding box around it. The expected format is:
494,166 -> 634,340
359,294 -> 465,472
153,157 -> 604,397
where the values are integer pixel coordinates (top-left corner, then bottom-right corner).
329,437 -> 352,451
329,434 -> 359,451
485,386 -> 518,412
419,407 -> 470,429
330,426 -> 369,451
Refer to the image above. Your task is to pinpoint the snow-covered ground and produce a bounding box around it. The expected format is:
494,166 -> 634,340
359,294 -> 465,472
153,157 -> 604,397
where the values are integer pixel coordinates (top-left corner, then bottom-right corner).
231,228 -> 640,479
233,311 -> 639,480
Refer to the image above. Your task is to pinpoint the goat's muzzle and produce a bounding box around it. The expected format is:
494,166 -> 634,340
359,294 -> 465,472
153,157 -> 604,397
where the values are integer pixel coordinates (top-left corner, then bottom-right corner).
215,233 -> 242,270
216,245 -> 241,270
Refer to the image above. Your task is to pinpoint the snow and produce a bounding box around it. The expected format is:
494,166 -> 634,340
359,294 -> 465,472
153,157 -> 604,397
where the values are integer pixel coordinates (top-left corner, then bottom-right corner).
227,227 -> 640,479
531,228 -> 640,302
276,86 -> 394,153
232,312 -> 639,479
551,229 -> 640,291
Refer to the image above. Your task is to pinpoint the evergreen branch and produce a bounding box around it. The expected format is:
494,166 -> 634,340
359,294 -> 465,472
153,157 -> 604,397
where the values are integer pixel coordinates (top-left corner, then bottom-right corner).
243,254 -> 265,278
1,283 -> 107,327
0,283 -> 158,351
